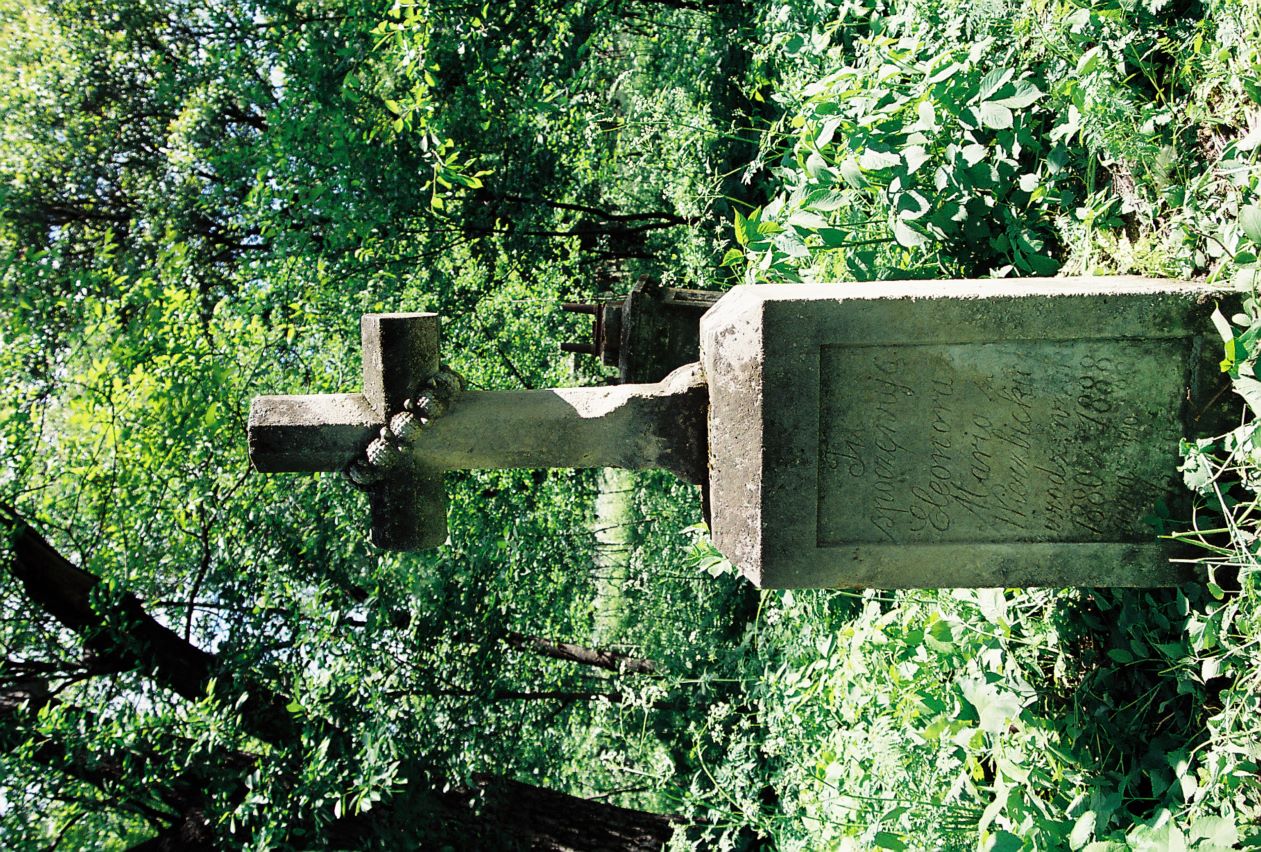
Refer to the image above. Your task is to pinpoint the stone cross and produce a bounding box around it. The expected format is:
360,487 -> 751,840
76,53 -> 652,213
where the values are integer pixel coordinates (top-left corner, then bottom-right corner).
250,278 -> 1236,589
248,313 -> 707,550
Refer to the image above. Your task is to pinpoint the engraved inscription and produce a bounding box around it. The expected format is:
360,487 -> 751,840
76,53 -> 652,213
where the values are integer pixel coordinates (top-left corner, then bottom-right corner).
817,340 -> 1188,545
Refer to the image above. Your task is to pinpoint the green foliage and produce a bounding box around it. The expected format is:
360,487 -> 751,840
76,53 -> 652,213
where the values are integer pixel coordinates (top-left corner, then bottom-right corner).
663,0 -> 1261,847
0,0 -> 734,845
739,32 -> 1068,281
656,579 -> 1261,850
732,0 -> 1261,286
5,0 -> 1261,848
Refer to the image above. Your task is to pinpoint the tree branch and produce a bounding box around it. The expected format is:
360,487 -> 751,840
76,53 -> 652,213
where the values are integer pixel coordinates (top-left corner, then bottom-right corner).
504,632 -> 657,674
1,508 -> 686,848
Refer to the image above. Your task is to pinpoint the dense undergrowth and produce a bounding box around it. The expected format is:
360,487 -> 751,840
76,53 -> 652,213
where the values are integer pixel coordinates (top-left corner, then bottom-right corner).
587,0 -> 1261,849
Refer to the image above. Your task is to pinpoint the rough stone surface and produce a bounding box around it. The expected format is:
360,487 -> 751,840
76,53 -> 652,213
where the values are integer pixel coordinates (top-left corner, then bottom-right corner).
701,278 -> 1236,589
361,312 -> 440,416
250,313 -> 448,550
617,284 -> 719,382
417,362 -> 708,484
248,393 -> 378,472
369,463 -> 448,550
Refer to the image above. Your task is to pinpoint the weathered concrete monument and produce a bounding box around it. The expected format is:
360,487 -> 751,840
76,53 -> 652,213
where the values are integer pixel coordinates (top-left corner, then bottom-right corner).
249,278 -> 1234,589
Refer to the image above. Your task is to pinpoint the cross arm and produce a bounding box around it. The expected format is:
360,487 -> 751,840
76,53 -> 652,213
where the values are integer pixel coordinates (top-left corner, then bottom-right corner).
248,393 -> 379,472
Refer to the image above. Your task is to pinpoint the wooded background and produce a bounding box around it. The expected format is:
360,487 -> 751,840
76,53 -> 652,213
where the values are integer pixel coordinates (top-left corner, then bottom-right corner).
2,0 -> 1260,848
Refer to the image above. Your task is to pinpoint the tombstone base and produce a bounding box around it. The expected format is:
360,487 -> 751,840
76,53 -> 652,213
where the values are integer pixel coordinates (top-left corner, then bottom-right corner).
701,279 -> 1234,589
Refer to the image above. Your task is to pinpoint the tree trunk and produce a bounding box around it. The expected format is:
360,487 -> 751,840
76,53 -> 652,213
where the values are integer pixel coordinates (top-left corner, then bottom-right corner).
125,808 -> 215,852
457,775 -> 678,851
1,504 -> 303,748
326,774 -> 680,851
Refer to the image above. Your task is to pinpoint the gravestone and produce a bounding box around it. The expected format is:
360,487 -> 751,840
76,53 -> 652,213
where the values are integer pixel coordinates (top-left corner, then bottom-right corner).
249,277 -> 1235,589
561,278 -> 722,382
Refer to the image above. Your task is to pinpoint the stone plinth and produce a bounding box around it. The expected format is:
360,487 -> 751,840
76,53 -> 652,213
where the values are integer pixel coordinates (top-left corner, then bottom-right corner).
701,279 -> 1235,589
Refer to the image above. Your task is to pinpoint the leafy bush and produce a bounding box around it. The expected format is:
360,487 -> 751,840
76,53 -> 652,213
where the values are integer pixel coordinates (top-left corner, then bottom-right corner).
731,0 -> 1261,287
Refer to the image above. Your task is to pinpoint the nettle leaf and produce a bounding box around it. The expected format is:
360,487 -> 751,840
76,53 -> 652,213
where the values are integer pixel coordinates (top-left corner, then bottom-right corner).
734,210 -> 749,246
873,831 -> 907,851
962,144 -> 988,166
959,677 -> 1026,734
859,148 -> 902,170
925,619 -> 954,653
787,210 -> 829,230
991,79 -> 1044,109
896,191 -> 930,220
903,145 -> 929,175
804,189 -> 848,211
977,102 -> 1014,129
1179,446 -> 1216,493
1240,204 -> 1261,245
978,67 -> 1014,101
1221,337 -> 1239,376
915,100 -> 938,131
815,117 -> 842,149
1076,45 -> 1102,77
1239,124 -> 1261,152
1050,105 -> 1082,143
818,228 -> 849,247
847,249 -> 878,278
1211,306 -> 1234,344
1188,816 -> 1239,847
893,218 -> 927,248
1233,376 -> 1261,417
804,150 -> 831,179
839,158 -> 867,188
1233,264 -> 1261,290
925,61 -> 960,85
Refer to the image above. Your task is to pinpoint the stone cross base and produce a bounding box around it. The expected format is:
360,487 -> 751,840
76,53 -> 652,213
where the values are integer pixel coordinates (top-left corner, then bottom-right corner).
702,278 -> 1236,588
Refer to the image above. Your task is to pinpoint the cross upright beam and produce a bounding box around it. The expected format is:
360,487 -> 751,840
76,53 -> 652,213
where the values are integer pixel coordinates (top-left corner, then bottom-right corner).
248,312 -> 708,551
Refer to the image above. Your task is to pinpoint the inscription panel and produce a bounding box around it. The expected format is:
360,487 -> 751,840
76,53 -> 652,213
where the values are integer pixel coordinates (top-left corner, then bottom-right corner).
817,339 -> 1188,546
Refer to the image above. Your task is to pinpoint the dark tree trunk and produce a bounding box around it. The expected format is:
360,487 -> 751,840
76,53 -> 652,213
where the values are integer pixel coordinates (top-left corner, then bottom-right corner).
455,775 -> 678,851
1,504 -> 303,748
2,508 -> 688,850
707,1 -> 775,221
126,808 -> 215,852
325,774 -> 680,851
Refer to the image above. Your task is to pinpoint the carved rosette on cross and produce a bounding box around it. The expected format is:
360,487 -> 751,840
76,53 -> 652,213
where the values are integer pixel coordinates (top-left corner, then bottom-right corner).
345,366 -> 464,488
